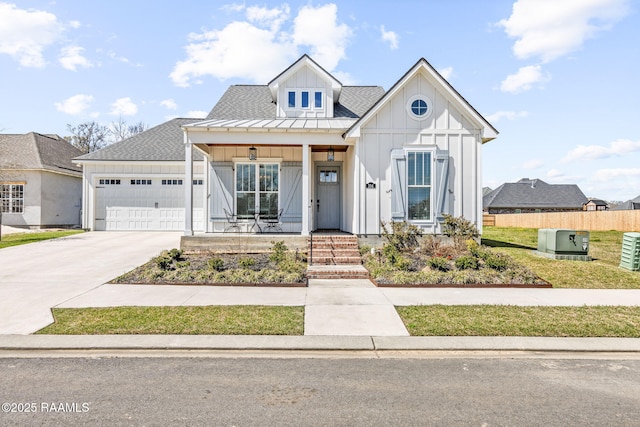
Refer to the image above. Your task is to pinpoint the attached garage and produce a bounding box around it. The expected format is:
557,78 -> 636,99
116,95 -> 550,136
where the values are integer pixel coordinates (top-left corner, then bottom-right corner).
74,118 -> 206,232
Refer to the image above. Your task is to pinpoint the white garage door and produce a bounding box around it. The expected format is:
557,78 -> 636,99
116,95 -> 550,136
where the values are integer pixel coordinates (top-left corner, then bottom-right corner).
94,178 -> 202,231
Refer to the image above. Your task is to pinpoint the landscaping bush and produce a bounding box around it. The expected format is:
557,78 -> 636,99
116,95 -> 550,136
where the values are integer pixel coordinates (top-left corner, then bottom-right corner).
269,241 -> 288,264
238,257 -> 255,268
155,253 -> 174,271
168,248 -> 183,260
207,257 -> 225,272
455,255 -> 479,270
427,256 -> 450,272
381,220 -> 423,251
441,214 -> 479,239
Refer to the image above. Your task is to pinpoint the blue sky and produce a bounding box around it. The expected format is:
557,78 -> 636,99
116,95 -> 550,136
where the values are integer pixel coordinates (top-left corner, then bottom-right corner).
1,0 -> 639,201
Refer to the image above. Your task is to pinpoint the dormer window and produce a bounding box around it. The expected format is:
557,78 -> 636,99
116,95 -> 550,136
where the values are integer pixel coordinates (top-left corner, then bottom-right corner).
288,91 -> 296,108
284,90 -> 325,111
301,91 -> 309,109
315,91 -> 322,108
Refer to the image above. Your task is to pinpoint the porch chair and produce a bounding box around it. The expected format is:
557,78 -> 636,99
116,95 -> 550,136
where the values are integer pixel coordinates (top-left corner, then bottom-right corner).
263,208 -> 283,233
223,208 -> 241,233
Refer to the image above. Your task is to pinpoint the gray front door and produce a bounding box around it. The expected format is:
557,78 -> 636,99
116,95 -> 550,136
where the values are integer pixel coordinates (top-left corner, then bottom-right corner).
316,166 -> 340,230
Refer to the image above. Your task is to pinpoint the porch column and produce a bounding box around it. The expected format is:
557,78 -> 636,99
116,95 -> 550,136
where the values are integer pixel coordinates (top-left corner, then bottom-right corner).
184,133 -> 194,236
301,142 -> 310,236
203,155 -> 211,232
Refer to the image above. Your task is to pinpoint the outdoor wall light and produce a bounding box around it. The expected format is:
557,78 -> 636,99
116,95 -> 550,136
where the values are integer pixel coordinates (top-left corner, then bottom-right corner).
327,146 -> 335,162
249,146 -> 257,160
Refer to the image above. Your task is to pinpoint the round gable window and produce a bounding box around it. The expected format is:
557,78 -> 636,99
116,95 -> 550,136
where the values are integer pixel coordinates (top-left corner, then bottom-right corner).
406,95 -> 432,120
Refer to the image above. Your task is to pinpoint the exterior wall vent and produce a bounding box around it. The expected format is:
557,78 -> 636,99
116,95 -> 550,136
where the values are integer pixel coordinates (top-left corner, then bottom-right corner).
619,232 -> 640,271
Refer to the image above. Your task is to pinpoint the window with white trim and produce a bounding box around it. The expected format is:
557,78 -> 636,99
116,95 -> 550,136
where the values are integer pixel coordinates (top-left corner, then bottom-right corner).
407,151 -> 432,220
301,91 -> 309,108
288,91 -> 296,108
235,163 -> 279,219
0,183 -> 24,213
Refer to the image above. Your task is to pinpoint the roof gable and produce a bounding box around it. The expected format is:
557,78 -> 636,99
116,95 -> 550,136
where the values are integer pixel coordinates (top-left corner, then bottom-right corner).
267,54 -> 342,102
0,132 -> 82,175
344,58 -> 498,142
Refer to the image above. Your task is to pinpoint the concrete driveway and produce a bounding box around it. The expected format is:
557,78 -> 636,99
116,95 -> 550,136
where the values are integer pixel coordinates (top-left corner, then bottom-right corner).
0,231 -> 180,334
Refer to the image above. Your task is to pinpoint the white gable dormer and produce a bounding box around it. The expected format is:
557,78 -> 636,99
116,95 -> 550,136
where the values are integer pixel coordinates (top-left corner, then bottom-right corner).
268,54 -> 342,119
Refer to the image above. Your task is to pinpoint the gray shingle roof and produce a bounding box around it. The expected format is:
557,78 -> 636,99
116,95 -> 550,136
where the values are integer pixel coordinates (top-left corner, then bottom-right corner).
0,132 -> 83,175
612,195 -> 640,210
483,178 -> 587,209
75,118 -> 204,162
205,85 -> 385,120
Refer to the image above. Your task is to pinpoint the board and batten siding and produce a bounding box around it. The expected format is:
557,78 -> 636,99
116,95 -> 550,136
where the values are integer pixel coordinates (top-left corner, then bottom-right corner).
276,65 -> 334,118
355,71 -> 483,235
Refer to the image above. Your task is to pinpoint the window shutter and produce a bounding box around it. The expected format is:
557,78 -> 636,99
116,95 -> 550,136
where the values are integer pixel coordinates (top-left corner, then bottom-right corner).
435,149 -> 450,220
390,149 -> 406,220
280,162 -> 302,223
210,162 -> 233,220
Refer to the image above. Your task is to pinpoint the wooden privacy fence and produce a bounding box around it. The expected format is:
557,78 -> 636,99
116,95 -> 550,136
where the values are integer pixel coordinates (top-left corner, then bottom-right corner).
483,211 -> 640,232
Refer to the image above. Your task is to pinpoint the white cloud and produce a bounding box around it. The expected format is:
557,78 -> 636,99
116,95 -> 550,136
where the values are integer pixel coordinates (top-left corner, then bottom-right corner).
562,138 -> 640,162
486,110 -> 529,122
54,94 -> 94,115
186,110 -> 208,118
438,66 -> 453,80
593,168 -> 640,181
59,45 -> 93,71
170,3 -> 352,87
292,4 -> 351,71
0,3 -> 62,67
161,99 -> 178,110
497,0 -> 630,63
380,25 -> 398,50
69,20 -> 81,29
109,97 -> 138,116
521,159 -> 543,170
500,65 -> 550,93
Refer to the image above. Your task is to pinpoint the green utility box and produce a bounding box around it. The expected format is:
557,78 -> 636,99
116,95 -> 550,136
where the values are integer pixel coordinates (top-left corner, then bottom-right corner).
536,228 -> 591,261
619,232 -> 640,271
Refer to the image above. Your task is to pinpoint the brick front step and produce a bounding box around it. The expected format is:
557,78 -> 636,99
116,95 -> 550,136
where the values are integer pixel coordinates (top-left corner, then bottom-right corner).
306,264 -> 370,280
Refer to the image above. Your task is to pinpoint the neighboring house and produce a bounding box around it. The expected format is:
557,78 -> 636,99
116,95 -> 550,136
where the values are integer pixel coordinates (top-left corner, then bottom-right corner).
0,132 -> 83,228
75,55 -> 498,235
583,198 -> 609,211
483,178 -> 587,214
612,195 -> 640,210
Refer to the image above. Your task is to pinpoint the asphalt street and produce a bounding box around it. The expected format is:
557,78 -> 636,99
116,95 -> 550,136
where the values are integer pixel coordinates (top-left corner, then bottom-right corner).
2,354 -> 640,426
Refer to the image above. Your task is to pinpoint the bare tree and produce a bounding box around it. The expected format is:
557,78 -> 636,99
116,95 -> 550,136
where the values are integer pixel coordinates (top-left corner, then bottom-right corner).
65,121 -> 110,153
109,117 -> 147,142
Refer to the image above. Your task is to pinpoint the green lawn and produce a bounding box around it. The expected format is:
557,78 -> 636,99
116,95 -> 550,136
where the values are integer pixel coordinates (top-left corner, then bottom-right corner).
482,227 -> 640,288
397,305 -> 640,337
37,306 -> 304,335
0,230 -> 84,249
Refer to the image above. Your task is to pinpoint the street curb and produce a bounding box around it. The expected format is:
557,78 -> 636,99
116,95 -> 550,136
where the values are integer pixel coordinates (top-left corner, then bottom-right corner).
1,335 -> 640,352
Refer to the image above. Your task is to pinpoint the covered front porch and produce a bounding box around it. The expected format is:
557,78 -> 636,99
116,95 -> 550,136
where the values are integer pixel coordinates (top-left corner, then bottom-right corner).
182,119 -> 356,237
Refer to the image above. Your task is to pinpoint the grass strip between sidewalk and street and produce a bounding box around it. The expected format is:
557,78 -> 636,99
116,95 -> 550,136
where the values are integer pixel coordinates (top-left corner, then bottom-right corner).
397,305 -> 640,337
0,230 -> 84,249
37,306 -> 304,335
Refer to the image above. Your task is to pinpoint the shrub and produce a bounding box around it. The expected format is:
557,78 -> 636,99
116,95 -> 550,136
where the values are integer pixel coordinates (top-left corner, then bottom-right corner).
207,257 -> 225,272
175,261 -> 191,269
454,255 -> 479,270
168,248 -> 183,260
269,240 -> 288,264
382,245 -> 411,270
238,257 -> 255,268
359,244 -> 372,257
441,214 -> 479,239
428,256 -> 450,272
381,220 -> 423,251
155,254 -> 174,271
483,253 -> 510,272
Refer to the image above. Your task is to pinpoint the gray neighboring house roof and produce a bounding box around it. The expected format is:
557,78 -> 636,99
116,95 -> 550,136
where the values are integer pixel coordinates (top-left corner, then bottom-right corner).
0,132 -> 83,175
483,178 -> 588,210
75,118 -> 204,162
612,195 -> 640,210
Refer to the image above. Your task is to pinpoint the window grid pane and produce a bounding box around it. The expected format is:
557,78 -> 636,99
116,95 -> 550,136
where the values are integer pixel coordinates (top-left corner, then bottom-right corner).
0,183 -> 24,213
288,91 -> 295,108
407,152 -> 432,221
315,92 -> 322,108
301,91 -> 309,108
